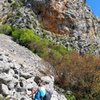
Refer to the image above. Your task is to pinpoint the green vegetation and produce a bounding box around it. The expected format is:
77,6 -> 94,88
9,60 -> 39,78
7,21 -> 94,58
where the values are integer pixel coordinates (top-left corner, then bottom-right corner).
55,52 -> 100,100
0,24 -> 100,100
0,24 -> 12,35
12,28 -> 34,46
65,91 -> 76,100
11,0 -> 24,9
11,26 -> 67,60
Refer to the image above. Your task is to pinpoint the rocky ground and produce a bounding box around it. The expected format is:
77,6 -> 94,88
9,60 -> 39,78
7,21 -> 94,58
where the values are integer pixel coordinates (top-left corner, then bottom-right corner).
0,34 -> 48,75
0,34 -> 67,100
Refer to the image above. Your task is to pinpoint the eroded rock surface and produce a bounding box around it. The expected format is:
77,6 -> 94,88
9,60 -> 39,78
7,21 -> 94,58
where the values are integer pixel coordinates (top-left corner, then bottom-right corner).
0,34 -> 67,100
0,0 -> 100,55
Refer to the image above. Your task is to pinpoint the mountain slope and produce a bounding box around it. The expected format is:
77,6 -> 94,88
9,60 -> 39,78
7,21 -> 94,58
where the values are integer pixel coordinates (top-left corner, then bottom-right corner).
0,34 -> 67,100
29,0 -> 100,54
0,0 -> 100,55
0,34 -> 47,75
0,0 -> 100,100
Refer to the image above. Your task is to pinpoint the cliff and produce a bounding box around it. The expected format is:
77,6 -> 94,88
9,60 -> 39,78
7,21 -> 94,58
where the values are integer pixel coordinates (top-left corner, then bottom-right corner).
0,34 -> 66,100
0,0 -> 100,100
30,0 -> 100,55
1,0 -> 100,55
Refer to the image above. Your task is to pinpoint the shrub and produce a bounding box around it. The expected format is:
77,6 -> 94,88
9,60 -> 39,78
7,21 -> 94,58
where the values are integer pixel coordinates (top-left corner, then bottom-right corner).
49,43 -> 68,55
19,29 -> 34,46
65,91 -> 76,100
43,49 -> 63,68
11,1 -> 24,9
49,49 -> 62,61
0,24 -> 12,35
12,28 -> 34,46
35,39 -> 49,57
28,35 -> 50,58
54,52 -> 100,100
12,28 -> 23,41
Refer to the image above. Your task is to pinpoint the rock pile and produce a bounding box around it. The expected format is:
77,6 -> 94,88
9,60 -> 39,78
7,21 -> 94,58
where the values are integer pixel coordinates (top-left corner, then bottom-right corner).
0,51 -> 32,100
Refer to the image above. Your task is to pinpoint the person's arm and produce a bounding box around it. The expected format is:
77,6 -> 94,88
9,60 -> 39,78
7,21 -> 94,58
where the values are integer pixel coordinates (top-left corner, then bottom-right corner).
28,88 -> 38,96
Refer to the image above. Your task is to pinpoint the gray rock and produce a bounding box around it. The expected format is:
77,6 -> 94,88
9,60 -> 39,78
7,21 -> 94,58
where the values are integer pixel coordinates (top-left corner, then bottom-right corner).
20,71 -> 32,79
0,73 -> 13,84
41,76 -> 53,83
0,84 -> 9,96
8,69 -> 15,76
0,34 -> 67,100
8,78 -> 18,90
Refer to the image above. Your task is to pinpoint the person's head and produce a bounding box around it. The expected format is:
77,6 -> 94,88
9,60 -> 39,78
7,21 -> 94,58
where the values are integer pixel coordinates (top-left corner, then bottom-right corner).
34,76 -> 42,86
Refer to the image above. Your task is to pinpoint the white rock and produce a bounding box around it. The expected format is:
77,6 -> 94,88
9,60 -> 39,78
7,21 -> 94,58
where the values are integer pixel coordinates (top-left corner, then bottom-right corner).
41,76 -> 54,83
1,84 -> 9,95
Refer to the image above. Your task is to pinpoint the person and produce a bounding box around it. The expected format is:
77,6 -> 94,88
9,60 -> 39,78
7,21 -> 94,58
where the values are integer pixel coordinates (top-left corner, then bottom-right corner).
33,76 -> 46,100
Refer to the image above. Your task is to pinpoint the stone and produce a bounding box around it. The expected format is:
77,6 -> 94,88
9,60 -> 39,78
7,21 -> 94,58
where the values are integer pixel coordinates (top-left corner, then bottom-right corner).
0,73 -> 13,84
20,71 -> 32,79
8,69 -> 15,76
41,76 -> 54,84
1,84 -> 9,96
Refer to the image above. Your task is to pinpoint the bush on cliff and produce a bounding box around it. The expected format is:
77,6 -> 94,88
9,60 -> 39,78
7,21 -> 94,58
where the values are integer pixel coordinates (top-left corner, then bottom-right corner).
0,24 -> 12,35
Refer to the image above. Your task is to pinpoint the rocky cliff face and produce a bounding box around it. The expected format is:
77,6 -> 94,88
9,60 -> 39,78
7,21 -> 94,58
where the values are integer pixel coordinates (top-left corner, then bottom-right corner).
30,0 -> 100,55
1,0 -> 100,55
31,0 -> 100,35
0,0 -> 100,99
0,34 -> 66,100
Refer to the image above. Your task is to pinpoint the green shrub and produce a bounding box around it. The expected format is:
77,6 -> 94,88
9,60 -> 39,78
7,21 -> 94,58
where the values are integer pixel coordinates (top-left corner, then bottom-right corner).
28,35 -> 50,58
19,29 -> 34,45
11,27 -> 68,64
12,28 -> 34,46
11,1 -> 24,9
65,91 -> 76,100
0,24 -> 12,35
12,28 -> 23,41
35,39 -> 49,57
46,49 -> 62,66
50,49 -> 62,60
54,44 -> 68,55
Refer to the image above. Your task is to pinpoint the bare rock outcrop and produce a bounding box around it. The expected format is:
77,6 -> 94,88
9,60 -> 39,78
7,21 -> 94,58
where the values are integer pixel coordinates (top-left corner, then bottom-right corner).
0,0 -> 100,55
30,0 -> 100,55
0,34 -> 67,100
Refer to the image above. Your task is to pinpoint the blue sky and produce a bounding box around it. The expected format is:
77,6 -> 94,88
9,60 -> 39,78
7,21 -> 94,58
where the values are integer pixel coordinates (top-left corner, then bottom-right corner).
86,0 -> 100,18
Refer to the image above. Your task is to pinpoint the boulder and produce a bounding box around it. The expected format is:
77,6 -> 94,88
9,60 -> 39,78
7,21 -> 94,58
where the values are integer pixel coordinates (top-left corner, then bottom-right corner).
0,84 -> 9,96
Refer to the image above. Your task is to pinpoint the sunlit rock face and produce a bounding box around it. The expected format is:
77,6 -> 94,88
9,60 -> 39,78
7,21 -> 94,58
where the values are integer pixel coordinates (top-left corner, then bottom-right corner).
31,0 -> 99,36
29,0 -> 100,55
0,34 -> 67,100
0,0 -> 100,54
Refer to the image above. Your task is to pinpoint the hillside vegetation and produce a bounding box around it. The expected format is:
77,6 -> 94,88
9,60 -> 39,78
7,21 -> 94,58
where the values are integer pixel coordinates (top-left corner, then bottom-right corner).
0,24 -> 100,100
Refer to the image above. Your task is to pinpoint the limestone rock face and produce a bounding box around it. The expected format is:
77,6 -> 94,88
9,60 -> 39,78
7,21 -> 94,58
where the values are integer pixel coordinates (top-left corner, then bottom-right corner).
31,0 -> 100,36
26,0 -> 100,54
0,34 -> 67,100
0,0 -> 100,54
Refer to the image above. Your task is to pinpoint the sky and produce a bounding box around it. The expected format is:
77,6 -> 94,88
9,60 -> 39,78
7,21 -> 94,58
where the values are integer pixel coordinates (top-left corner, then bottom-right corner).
86,0 -> 100,18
